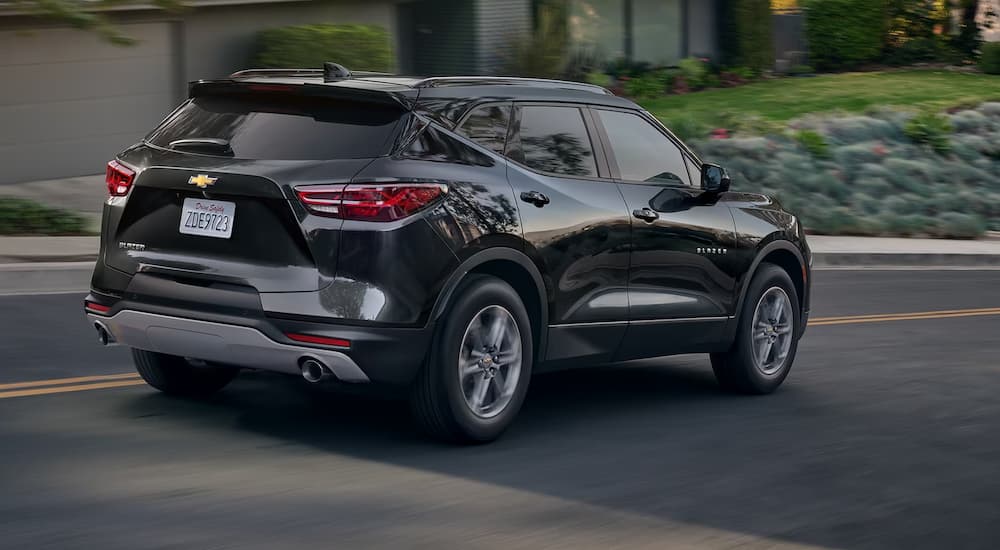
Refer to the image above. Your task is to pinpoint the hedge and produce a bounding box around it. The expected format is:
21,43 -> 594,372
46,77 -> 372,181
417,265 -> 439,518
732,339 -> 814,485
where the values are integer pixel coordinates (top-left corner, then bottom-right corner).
0,198 -> 89,236
804,0 -> 885,71
255,24 -> 393,72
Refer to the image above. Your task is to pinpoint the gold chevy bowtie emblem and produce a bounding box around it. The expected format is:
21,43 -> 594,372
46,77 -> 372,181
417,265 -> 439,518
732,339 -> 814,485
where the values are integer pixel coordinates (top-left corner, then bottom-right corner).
188,174 -> 217,188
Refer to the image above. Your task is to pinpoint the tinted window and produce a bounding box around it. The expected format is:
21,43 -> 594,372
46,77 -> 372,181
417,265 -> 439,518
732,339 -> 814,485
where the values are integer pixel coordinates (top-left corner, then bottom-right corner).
457,104 -> 511,155
147,94 -> 404,160
596,109 -> 691,185
518,106 -> 597,177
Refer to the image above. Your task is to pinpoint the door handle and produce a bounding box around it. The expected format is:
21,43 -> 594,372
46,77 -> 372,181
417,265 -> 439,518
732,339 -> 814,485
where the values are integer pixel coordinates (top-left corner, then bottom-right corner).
520,190 -> 550,207
633,207 -> 659,222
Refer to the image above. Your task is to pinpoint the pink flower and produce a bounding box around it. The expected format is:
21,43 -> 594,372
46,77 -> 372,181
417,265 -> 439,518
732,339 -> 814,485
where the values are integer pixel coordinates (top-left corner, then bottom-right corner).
711,128 -> 730,140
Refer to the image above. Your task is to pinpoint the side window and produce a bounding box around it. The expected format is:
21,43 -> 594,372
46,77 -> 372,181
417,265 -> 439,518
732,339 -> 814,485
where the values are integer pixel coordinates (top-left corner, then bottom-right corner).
595,109 -> 691,186
517,106 -> 598,178
457,104 -> 511,155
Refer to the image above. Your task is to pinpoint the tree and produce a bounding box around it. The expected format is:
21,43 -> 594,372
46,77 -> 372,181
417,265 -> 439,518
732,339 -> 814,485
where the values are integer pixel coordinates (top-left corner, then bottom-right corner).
11,0 -> 182,45
952,0 -> 999,56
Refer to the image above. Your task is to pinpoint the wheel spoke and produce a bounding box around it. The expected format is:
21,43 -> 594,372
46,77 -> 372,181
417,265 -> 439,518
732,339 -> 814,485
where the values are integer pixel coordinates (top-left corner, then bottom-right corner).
775,324 -> 793,335
491,370 -> 507,397
757,339 -> 773,366
469,375 -> 490,411
488,315 -> 507,349
460,361 -> 482,378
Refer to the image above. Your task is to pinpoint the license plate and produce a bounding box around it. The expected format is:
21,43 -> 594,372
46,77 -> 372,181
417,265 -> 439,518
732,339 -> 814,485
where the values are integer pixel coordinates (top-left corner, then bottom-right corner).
179,198 -> 235,239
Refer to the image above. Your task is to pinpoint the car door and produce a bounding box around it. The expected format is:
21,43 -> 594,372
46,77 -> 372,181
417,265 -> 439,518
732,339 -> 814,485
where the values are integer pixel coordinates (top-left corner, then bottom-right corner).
589,107 -> 740,360
502,103 -> 632,368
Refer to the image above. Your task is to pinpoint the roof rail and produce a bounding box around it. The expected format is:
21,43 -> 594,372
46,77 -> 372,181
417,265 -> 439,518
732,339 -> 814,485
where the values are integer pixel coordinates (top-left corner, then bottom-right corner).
229,68 -> 324,79
412,76 -> 612,95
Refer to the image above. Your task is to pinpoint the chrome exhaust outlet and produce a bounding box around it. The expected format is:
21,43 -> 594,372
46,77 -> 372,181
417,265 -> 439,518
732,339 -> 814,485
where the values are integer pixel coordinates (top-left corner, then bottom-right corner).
94,321 -> 117,347
301,358 -> 333,383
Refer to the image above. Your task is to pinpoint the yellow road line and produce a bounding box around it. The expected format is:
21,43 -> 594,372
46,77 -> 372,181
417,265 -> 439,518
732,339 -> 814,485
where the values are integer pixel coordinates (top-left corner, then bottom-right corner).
810,307 -> 1000,326
0,373 -> 140,391
0,379 -> 147,399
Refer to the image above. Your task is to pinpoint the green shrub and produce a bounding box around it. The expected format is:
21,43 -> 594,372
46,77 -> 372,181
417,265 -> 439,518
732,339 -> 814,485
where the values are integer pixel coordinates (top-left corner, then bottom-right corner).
935,212 -> 987,239
881,213 -> 935,237
624,69 -> 671,100
0,198 -> 89,236
585,71 -> 612,88
255,24 -> 393,72
904,112 -> 953,155
795,130 -> 830,159
834,143 -> 883,167
726,0 -> 774,73
803,0 -> 884,71
678,57 -> 709,89
980,42 -> 1000,75
789,64 -> 815,76
949,110 -> 989,133
664,116 -> 710,142
824,116 -> 899,144
884,36 -> 957,66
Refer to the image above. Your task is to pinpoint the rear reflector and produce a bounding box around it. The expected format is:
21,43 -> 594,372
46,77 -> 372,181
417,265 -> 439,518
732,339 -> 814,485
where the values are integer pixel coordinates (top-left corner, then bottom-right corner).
286,333 -> 351,349
84,301 -> 111,314
296,183 -> 446,221
106,160 -> 135,196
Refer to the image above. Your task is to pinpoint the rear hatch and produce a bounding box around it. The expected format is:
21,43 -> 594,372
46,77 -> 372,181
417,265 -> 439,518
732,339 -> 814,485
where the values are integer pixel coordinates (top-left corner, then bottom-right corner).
106,89 -> 408,292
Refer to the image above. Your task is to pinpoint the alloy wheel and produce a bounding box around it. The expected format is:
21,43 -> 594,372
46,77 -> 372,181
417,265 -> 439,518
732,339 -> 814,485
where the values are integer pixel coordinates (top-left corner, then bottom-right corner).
458,305 -> 523,418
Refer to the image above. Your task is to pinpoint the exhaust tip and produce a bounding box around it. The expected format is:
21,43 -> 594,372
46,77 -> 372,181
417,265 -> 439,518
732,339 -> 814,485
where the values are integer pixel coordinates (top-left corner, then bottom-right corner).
301,358 -> 331,383
94,322 -> 116,346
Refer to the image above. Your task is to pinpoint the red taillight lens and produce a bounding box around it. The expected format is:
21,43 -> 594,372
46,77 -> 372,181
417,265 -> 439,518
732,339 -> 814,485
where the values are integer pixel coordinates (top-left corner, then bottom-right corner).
285,333 -> 351,349
106,160 -> 135,197
296,183 -> 446,221
84,300 -> 111,314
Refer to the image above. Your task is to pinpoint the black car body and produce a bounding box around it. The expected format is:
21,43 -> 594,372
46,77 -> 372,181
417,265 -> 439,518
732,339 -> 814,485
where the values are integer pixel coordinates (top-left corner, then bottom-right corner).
86,67 -> 811,441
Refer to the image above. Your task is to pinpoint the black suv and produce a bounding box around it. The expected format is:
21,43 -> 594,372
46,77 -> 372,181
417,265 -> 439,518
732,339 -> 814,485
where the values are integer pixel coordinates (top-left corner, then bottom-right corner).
86,65 -> 811,442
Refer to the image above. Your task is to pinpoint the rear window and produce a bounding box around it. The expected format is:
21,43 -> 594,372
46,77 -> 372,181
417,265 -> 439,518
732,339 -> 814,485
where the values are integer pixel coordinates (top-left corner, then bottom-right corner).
147,94 -> 404,160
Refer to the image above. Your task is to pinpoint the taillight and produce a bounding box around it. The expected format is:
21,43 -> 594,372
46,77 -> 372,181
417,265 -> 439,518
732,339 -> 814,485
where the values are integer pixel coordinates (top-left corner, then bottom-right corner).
286,333 -> 351,349
106,160 -> 135,196
296,183 -> 446,221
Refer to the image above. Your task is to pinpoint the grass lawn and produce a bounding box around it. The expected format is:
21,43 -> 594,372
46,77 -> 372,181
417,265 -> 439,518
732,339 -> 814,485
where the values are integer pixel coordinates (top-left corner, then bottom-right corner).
642,70 -> 1000,127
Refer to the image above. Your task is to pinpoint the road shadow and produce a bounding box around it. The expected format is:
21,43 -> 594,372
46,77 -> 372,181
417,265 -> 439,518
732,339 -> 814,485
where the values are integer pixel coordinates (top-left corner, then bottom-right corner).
113,353 -> 995,550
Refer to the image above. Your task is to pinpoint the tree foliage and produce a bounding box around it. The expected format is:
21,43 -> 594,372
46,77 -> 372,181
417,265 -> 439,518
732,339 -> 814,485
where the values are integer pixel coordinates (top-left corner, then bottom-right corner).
804,0 -> 886,70
11,0 -> 182,45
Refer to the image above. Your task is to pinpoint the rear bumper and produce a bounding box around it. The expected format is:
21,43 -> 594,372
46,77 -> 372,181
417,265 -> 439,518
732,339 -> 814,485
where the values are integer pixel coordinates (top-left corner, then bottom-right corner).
85,292 -> 434,386
88,310 -> 370,382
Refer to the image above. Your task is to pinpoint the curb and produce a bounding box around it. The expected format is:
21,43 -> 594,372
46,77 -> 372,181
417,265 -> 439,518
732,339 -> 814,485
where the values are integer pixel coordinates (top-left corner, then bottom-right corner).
812,253 -> 1000,268
0,262 -> 94,295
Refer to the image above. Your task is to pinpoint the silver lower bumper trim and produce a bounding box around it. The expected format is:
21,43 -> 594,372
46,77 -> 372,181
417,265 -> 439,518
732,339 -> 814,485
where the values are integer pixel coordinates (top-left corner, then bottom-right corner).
87,310 -> 369,383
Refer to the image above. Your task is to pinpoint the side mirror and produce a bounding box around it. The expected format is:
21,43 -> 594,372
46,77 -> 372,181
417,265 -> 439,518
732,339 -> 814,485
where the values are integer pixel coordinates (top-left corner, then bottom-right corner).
701,163 -> 731,194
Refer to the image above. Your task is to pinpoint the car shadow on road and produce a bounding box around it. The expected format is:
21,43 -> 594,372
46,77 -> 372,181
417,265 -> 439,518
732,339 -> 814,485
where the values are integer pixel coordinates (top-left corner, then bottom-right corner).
112,356 -> 902,549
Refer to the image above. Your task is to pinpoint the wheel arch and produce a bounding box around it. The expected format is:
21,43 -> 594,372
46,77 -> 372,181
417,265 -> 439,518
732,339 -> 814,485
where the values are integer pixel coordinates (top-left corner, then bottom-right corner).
430,247 -> 549,361
735,240 -> 807,325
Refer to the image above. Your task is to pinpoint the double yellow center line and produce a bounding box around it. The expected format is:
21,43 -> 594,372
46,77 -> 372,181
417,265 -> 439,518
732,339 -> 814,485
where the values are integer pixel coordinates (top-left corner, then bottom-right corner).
1,306 -> 998,400
809,307 -> 1000,326
0,373 -> 143,400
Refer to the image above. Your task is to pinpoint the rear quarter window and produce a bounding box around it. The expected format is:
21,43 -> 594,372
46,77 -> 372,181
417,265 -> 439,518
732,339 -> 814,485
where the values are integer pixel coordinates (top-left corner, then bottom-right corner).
147,94 -> 405,160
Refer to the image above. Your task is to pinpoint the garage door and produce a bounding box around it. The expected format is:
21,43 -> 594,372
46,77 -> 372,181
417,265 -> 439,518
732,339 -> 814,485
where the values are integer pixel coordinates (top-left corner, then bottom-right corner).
0,23 -> 176,184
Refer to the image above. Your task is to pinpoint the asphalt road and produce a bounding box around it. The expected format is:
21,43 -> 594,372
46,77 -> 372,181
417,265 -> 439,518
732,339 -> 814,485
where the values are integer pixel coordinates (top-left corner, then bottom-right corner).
0,270 -> 998,549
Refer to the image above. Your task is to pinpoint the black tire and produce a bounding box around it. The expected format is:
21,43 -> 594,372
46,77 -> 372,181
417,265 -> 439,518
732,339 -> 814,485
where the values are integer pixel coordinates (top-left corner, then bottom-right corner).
410,274 -> 534,443
132,348 -> 239,397
711,263 -> 800,394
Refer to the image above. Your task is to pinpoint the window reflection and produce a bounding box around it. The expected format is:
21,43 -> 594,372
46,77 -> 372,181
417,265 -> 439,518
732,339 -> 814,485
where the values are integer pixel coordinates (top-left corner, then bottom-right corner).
596,109 -> 690,185
457,104 -> 511,155
519,106 -> 597,177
